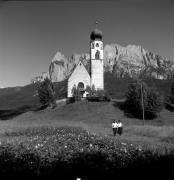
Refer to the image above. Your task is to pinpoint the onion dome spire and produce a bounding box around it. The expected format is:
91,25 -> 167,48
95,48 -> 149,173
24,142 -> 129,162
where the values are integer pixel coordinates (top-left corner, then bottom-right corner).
90,20 -> 102,41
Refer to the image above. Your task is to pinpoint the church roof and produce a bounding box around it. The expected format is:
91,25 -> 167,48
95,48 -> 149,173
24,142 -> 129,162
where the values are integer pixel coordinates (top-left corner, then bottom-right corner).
68,60 -> 90,79
90,28 -> 102,41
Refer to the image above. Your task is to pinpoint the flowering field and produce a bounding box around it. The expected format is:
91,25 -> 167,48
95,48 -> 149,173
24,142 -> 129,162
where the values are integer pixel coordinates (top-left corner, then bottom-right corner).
0,126 -> 174,179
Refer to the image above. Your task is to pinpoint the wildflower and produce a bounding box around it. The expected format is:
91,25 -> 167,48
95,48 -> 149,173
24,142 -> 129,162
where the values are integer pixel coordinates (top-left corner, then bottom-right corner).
0,141 -> 1,145
94,145 -> 99,150
138,145 -> 142,151
89,143 -> 93,148
65,145 -> 67,148
121,142 -> 127,146
124,148 -> 127,153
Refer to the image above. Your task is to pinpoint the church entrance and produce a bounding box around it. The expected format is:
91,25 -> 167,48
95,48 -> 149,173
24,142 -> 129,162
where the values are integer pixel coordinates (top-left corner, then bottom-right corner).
77,82 -> 85,98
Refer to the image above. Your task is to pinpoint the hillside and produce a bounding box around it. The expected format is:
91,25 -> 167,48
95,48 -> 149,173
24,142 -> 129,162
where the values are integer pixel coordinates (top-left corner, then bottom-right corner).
0,73 -> 173,112
104,72 -> 173,99
0,80 -> 67,110
1,101 -> 174,149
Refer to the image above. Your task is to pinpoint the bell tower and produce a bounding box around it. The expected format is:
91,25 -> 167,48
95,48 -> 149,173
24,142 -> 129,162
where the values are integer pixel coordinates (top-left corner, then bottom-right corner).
90,22 -> 104,90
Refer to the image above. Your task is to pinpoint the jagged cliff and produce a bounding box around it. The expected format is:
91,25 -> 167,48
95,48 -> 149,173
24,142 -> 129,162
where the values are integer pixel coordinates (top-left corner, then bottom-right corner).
47,44 -> 174,82
49,52 -> 90,82
104,44 -> 174,79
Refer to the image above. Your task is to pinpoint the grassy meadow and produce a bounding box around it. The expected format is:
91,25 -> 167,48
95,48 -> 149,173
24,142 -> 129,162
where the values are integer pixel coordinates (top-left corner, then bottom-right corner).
0,101 -> 174,178
1,101 -> 174,150
0,76 -> 174,178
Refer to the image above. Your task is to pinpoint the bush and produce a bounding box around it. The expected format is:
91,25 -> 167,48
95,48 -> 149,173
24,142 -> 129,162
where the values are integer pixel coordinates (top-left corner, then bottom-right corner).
71,85 -> 82,101
171,79 -> 174,104
86,85 -> 111,102
37,78 -> 56,108
86,96 -> 100,102
125,80 -> 164,119
66,97 -> 75,104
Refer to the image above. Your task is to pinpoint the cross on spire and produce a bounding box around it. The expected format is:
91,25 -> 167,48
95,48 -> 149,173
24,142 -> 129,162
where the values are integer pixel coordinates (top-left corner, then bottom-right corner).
95,20 -> 99,28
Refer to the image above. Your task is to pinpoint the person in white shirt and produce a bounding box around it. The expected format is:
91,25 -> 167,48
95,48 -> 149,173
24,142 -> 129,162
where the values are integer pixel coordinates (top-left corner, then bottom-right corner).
117,120 -> 123,135
112,120 -> 118,136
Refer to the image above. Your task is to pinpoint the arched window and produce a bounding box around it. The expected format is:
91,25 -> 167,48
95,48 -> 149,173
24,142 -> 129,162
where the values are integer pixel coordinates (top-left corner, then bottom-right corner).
91,43 -> 94,49
77,82 -> 85,98
77,82 -> 84,90
95,50 -> 100,59
96,43 -> 99,47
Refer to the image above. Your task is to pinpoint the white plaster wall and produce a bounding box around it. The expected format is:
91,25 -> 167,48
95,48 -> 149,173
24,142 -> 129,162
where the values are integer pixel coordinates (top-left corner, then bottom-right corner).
68,62 -> 90,97
91,60 -> 104,90
90,40 -> 104,90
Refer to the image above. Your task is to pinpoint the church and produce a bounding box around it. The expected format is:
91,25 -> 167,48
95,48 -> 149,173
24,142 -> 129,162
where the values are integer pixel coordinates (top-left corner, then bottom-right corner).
67,28 -> 104,98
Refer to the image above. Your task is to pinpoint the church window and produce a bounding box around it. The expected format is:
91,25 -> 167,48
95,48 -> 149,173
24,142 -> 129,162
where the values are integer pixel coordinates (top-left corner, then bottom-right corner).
77,82 -> 85,98
91,43 -> 94,49
78,82 -> 84,89
95,50 -> 100,59
96,43 -> 99,47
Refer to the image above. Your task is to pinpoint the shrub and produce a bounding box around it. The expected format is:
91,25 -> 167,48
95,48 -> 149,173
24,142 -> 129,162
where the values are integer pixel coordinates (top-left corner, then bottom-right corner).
85,85 -> 97,97
71,85 -> 81,101
146,87 -> 164,117
37,78 -> 56,108
86,85 -> 111,102
125,80 -> 164,119
171,79 -> 174,104
66,97 -> 75,104
97,90 -> 111,101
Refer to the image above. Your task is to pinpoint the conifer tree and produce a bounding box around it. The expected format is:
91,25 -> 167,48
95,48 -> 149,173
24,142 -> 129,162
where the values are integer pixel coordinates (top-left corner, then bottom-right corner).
171,80 -> 174,104
125,80 -> 164,119
71,85 -> 81,100
37,78 -> 56,108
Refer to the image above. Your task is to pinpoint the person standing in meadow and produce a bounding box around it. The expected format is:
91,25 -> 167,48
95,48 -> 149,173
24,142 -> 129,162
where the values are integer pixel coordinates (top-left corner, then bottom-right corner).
112,120 -> 118,136
117,120 -> 123,135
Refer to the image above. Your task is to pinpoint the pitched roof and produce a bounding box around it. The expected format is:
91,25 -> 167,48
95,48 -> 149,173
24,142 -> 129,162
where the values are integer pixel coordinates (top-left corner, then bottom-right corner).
68,60 -> 90,79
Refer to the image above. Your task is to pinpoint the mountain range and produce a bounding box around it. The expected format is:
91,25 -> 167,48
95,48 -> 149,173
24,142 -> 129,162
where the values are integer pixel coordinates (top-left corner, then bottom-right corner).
1,43 -> 174,116
47,43 -> 174,83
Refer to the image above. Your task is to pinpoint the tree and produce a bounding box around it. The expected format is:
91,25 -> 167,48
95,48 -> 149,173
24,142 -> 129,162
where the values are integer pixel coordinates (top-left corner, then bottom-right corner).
71,85 -> 81,101
85,85 -> 92,96
86,85 -> 96,97
37,78 -> 56,108
146,88 -> 164,116
125,80 -> 164,119
86,84 -> 97,97
171,80 -> 174,104
85,85 -> 111,101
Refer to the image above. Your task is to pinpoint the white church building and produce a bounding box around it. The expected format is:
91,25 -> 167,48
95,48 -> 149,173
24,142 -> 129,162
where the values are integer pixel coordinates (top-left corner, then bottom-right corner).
68,28 -> 104,98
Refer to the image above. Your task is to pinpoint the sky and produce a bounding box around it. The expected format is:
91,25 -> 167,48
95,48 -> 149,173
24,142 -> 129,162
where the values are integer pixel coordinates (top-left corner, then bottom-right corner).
0,0 -> 174,87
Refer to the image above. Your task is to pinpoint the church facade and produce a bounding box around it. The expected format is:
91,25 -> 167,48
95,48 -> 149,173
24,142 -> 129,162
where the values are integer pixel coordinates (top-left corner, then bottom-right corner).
68,28 -> 104,98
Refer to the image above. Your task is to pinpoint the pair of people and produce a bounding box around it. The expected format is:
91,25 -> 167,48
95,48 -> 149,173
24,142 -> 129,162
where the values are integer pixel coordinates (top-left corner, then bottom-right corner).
112,120 -> 123,136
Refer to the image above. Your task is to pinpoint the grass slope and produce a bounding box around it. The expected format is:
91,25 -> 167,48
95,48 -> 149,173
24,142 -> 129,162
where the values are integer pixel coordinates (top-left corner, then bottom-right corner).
0,80 -> 67,110
0,73 -> 173,119
0,73 -> 173,109
1,101 -> 174,150
0,80 -> 67,119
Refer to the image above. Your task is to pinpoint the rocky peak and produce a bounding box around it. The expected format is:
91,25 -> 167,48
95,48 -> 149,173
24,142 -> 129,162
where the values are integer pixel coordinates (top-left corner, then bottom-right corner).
46,44 -> 174,82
